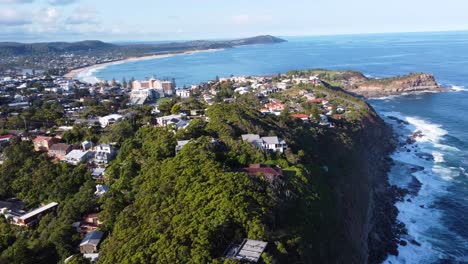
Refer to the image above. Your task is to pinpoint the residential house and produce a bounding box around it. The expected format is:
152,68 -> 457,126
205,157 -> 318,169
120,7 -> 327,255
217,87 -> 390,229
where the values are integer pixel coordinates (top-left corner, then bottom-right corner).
92,144 -> 117,165
264,101 -> 286,114
224,239 -> 268,263
79,231 -> 104,254
0,134 -> 16,144
90,167 -> 105,180
48,143 -> 72,160
33,136 -> 58,152
98,114 -> 123,128
261,136 -> 287,153
245,164 -> 284,182
64,150 -> 91,165
0,134 -> 16,150
176,89 -> 191,98
291,113 -> 310,122
75,213 -> 101,235
14,202 -> 58,226
155,113 -> 190,130
241,134 -> 287,153
130,88 -> 156,105
82,141 -> 93,151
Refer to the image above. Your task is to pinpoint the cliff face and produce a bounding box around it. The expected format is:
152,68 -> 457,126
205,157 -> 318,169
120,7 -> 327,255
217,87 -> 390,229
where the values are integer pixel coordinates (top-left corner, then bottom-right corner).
320,109 -> 397,263
344,73 -> 441,98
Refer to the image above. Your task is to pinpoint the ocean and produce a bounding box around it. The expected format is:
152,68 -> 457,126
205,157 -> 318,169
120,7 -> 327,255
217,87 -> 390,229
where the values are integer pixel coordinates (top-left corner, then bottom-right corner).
87,31 -> 468,263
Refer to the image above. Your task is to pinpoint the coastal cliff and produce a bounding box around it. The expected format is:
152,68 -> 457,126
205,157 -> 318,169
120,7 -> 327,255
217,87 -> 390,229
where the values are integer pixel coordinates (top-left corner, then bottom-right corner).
288,69 -> 441,98
345,73 -> 441,98
313,109 -> 398,263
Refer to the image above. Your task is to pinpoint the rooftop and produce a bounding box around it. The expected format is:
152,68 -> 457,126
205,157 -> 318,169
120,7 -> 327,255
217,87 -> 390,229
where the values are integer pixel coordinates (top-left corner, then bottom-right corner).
19,202 -> 58,220
224,239 -> 268,263
80,230 -> 104,247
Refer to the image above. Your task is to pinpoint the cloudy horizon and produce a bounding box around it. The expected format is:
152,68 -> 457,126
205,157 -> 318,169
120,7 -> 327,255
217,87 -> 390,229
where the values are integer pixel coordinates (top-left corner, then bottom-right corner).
1,0 -> 468,43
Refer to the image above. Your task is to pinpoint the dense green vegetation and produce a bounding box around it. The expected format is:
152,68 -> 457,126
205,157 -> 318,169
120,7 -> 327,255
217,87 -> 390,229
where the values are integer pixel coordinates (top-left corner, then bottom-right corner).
0,139 -> 96,263
0,87 -> 381,263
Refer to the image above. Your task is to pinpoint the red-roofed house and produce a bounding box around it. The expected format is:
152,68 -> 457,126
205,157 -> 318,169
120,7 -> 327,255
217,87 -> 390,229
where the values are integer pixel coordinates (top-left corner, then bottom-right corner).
264,102 -> 286,112
0,134 -> 16,143
245,164 -> 284,182
291,113 -> 310,122
78,213 -> 101,235
33,136 -> 58,152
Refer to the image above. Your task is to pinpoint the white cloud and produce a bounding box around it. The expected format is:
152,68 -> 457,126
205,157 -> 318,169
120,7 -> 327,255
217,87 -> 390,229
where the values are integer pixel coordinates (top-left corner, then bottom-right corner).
0,8 -> 32,25
35,7 -> 60,24
65,6 -> 99,25
48,0 -> 77,6
0,0 -> 34,3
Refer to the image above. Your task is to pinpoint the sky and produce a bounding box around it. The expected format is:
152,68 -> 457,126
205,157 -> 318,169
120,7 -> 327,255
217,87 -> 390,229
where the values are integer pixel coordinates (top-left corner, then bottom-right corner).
1,0 -> 468,42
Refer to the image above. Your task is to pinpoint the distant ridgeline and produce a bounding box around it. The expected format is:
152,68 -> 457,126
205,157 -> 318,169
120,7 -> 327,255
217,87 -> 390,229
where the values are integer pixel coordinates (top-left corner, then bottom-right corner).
0,35 -> 287,56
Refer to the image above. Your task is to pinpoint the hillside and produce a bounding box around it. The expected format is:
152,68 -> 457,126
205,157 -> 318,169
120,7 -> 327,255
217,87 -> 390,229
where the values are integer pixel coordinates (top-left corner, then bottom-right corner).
0,35 -> 287,56
0,40 -> 117,56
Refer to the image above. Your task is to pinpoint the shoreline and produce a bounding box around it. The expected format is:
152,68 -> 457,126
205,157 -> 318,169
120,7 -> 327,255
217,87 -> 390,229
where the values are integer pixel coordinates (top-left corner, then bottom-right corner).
64,48 -> 225,81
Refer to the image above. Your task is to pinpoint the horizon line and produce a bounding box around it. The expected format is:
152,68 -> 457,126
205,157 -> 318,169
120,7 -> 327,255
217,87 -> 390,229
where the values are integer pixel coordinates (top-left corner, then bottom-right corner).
2,29 -> 467,44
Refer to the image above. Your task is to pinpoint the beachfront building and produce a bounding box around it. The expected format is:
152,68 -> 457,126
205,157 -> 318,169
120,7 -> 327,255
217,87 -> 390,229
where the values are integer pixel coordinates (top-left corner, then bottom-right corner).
132,78 -> 175,97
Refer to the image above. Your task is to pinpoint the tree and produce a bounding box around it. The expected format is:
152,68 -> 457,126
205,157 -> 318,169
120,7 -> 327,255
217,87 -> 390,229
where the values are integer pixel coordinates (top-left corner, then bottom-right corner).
170,103 -> 181,115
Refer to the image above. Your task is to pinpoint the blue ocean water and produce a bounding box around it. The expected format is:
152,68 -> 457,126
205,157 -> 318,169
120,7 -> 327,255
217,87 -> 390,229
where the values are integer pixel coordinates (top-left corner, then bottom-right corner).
90,31 -> 468,263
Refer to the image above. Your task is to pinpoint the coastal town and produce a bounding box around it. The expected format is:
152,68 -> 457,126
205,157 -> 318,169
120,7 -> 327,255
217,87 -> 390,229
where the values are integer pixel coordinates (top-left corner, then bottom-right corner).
0,65 -> 369,263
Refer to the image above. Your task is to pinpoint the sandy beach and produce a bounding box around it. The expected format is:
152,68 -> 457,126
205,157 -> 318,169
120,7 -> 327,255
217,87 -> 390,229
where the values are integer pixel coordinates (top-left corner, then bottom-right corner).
64,49 -> 224,82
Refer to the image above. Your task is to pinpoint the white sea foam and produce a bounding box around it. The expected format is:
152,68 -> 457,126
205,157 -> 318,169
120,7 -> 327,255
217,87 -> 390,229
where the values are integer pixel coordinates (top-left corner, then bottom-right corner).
405,116 -> 448,143
450,85 -> 468,92
432,151 -> 445,163
381,112 -> 463,263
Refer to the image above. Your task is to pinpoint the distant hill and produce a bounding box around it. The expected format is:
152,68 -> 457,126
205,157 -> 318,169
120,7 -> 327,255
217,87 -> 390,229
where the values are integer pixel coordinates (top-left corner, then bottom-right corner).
0,35 -> 287,56
0,40 -> 117,56
226,35 -> 287,46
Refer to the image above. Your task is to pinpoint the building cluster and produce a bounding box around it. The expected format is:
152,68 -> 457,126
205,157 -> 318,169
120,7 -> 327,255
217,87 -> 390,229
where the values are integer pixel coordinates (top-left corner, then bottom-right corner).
0,66 -> 360,263
130,78 -> 177,105
0,53 -> 124,77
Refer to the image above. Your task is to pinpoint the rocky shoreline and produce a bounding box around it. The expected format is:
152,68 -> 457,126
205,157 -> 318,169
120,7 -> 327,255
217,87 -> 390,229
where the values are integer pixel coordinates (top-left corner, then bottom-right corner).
369,115 -> 431,263
345,73 -> 442,98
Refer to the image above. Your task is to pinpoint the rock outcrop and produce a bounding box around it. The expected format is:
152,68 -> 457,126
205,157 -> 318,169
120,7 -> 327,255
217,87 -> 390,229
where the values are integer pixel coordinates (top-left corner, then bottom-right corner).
344,73 -> 441,98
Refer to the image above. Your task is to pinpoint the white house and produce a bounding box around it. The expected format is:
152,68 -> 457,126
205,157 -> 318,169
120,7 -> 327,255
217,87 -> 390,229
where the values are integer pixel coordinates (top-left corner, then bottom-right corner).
64,150 -> 91,165
241,134 -> 287,153
92,144 -> 117,165
156,114 -> 190,130
176,89 -> 191,99
98,114 -> 123,128
234,87 -> 250,95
